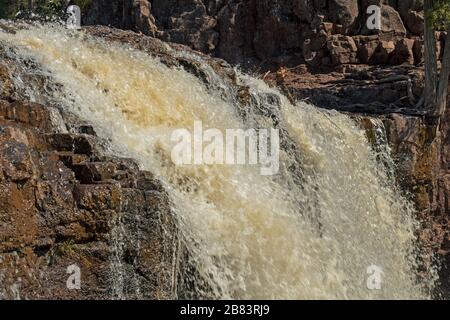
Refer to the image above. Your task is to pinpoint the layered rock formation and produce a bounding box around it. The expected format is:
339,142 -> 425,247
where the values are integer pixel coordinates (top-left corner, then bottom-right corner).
81,0 -> 427,70
0,48 -> 178,299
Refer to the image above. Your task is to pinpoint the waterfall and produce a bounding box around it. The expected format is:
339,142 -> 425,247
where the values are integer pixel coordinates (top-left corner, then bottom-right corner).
0,23 -> 434,299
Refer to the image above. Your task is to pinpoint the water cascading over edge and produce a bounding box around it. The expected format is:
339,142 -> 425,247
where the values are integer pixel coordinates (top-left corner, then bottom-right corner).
0,24 -> 435,299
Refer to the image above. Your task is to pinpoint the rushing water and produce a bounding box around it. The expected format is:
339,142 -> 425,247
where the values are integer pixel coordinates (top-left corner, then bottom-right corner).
0,24 -> 434,299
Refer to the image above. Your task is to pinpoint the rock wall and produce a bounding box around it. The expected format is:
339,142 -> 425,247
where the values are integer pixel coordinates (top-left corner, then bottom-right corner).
81,0 -> 427,70
0,48 -> 179,299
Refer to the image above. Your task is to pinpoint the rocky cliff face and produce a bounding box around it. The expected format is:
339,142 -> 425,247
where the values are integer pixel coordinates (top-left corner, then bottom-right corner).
82,0 -> 427,70
0,99 -> 178,299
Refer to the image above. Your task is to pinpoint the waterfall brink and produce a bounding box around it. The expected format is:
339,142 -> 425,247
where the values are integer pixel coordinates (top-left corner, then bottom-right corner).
0,24 -> 434,299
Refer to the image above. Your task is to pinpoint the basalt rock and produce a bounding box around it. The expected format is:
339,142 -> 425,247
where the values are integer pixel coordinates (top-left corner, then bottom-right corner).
0,63 -> 179,299
81,1 -> 427,71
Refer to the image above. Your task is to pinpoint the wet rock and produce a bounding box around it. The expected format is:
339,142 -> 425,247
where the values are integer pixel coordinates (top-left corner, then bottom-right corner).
0,96 -> 178,299
77,125 -> 96,136
137,170 -> 164,192
0,141 -> 33,182
1,18 -> 449,298
74,184 -> 122,211
121,188 -> 145,214
0,101 -> 59,132
46,133 -> 97,156
71,162 -> 118,184
57,152 -> 90,168
0,64 -> 15,97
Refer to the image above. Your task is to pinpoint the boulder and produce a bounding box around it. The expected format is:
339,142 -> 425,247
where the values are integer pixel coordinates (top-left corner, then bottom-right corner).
326,35 -> 358,65
79,0 -> 424,70
361,1 -> 407,35
380,4 -> 407,35
216,1 -> 252,65
328,0 -> 359,32
0,94 -> 177,299
252,0 -> 304,65
131,0 -> 158,36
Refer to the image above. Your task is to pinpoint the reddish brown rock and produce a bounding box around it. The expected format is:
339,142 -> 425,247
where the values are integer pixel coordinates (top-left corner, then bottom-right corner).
326,35 -> 358,65
80,0 -> 425,70
131,0 -> 158,36
380,4 -> 407,35
0,97 -> 178,299
0,141 -> 33,182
